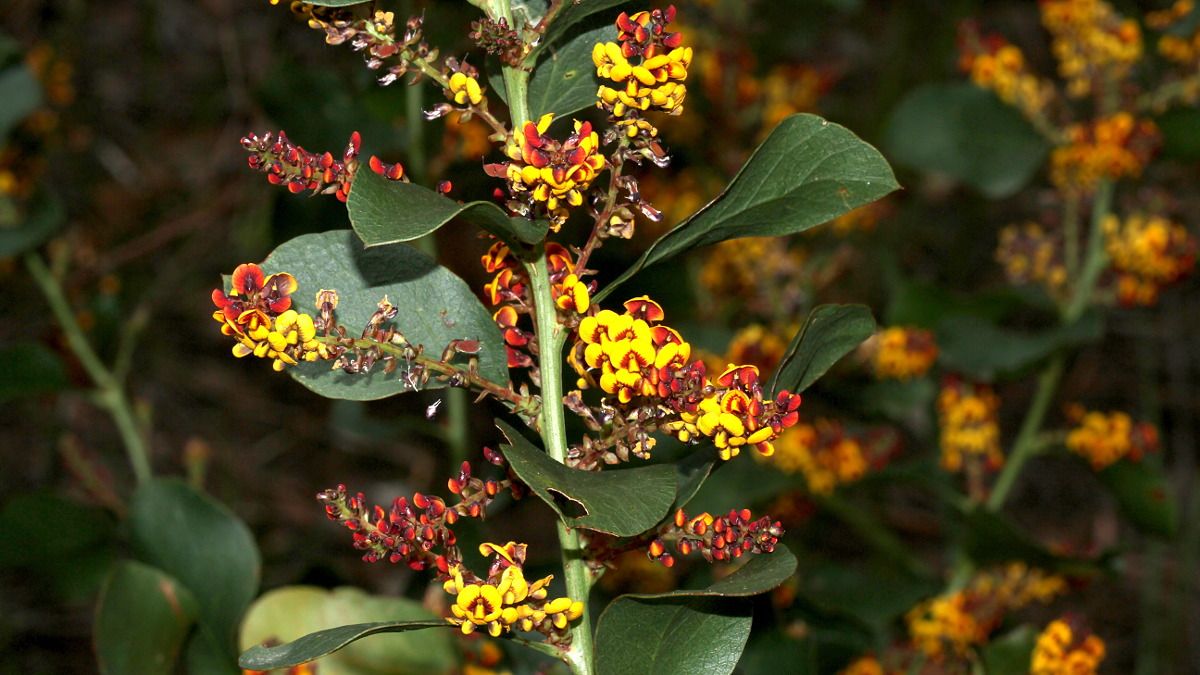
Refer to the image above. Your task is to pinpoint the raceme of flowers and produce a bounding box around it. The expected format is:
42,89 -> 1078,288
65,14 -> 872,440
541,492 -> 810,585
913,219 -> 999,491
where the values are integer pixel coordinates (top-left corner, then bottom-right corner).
870,326 -> 938,380
1064,405 -> 1159,470
959,28 -> 1056,124
937,379 -> 1004,473
906,563 -> 1066,661
1050,113 -> 1159,193
761,419 -> 872,495
996,222 -> 1069,297
646,507 -> 784,568
1031,618 -> 1106,675
593,6 -> 692,137
211,264 -> 333,372
1040,0 -> 1142,98
1103,212 -> 1197,306
443,542 -> 583,638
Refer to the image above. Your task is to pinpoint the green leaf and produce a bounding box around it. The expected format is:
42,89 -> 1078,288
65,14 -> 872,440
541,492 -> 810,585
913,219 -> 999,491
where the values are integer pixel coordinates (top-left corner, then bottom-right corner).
303,0 -> 372,6
1159,107 -> 1200,161
95,560 -> 198,675
526,25 -> 607,119
1098,460 -> 1177,538
597,114 -> 898,302
957,506 -> 1056,569
348,169 -> 548,248
239,621 -> 452,671
672,449 -> 717,511
594,548 -> 796,675
0,65 -> 41,139
981,625 -> 1038,675
260,230 -> 509,400
184,632 -> 242,675
935,312 -> 1103,380
129,479 -> 260,656
240,586 -> 458,675
883,83 -> 1049,198
770,304 -> 875,394
0,341 -> 69,401
497,420 -> 677,536
885,280 -> 1026,329
0,193 -> 65,256
0,492 -> 114,566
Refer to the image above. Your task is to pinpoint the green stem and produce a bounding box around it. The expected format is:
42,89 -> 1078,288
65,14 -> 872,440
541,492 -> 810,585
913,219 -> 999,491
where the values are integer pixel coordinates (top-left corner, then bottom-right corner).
525,246 -> 595,675
25,253 -> 153,485
987,180 -> 1114,511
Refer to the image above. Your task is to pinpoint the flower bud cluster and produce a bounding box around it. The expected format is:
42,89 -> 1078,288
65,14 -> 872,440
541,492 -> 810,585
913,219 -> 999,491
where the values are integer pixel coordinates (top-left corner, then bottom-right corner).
906,563 -> 1066,661
593,6 -> 691,138
1064,405 -> 1159,470
870,327 -> 938,380
1050,113 -> 1159,193
443,542 -> 584,639
241,130 -> 362,202
1103,212 -> 1196,306
211,264 -> 333,371
1040,0 -> 1142,97
490,114 -> 606,231
996,222 -> 1069,297
937,379 -> 1003,473
958,25 -> 1056,123
647,508 -> 784,567
468,17 -> 524,67
1031,618 -> 1106,675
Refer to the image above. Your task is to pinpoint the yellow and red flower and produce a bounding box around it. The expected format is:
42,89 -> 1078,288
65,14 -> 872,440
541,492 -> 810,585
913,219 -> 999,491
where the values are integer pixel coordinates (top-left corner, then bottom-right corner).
497,114 -> 605,230
593,6 -> 692,137
1103,212 -> 1196,306
1031,618 -> 1106,675
937,379 -> 1003,473
870,327 -> 938,380
1064,405 -> 1159,470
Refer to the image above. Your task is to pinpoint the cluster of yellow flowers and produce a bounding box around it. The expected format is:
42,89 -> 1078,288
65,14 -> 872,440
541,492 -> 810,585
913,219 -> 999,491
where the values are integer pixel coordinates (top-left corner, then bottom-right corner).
962,38 -> 1055,121
722,324 -> 790,376
699,237 -> 808,317
1103,212 -> 1196,306
831,199 -> 890,236
871,327 -> 938,380
764,419 -> 869,495
758,64 -> 828,136
838,656 -> 889,675
1040,0 -> 1142,97
593,7 -> 692,137
1149,1 -> 1200,66
937,380 -> 1003,473
447,71 -> 484,106
996,222 -> 1069,297
501,114 -> 606,230
907,563 -> 1066,661
1050,113 -> 1158,193
443,542 -> 583,637
572,297 -> 694,405
1031,619 -> 1106,675
1065,405 -> 1159,470
666,364 -> 802,460
211,264 -> 332,371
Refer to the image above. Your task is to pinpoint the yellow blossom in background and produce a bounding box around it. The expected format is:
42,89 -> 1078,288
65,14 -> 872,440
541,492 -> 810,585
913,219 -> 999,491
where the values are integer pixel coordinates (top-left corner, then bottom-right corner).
1103,212 -> 1196,306
1031,619 -> 1106,675
1040,0 -> 1142,97
1065,405 -> 1159,470
830,199 -> 890,236
961,36 -> 1056,124
724,324 -> 790,376
441,111 -> 494,163
764,419 -> 870,494
699,237 -> 808,317
871,327 -> 938,380
906,591 -> 987,660
1050,113 -> 1158,193
937,380 -> 1003,472
838,655 -> 890,675
759,64 -> 827,135
996,222 -> 1069,297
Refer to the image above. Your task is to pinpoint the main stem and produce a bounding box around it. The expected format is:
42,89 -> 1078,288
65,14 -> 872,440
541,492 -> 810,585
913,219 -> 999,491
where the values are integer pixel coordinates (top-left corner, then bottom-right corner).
493,1 -> 593,668
987,180 -> 1113,511
26,253 -> 153,484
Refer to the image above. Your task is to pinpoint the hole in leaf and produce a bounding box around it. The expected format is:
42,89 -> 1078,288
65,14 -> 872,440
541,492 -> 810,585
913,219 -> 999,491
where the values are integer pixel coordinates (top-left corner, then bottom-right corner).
562,70 -> 577,80
548,489 -> 588,518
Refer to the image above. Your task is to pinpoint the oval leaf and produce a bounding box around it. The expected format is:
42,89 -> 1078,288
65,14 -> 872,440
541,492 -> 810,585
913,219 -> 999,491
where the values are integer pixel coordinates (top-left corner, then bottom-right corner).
981,625 -> 1039,675
594,548 -> 796,675
497,420 -> 677,536
884,83 -> 1049,198
129,479 -> 260,656
526,24 -> 608,119
348,169 -> 548,248
770,304 -> 875,394
935,312 -> 1103,380
95,560 -> 198,675
260,230 -> 508,400
597,114 -> 898,302
239,621 -> 451,671
1098,460 -> 1177,538
0,64 -> 42,139
0,341 -> 69,401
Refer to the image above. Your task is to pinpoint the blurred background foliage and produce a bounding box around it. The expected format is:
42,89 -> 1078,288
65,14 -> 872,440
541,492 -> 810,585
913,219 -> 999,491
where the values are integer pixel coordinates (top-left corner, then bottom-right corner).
1,0 -> 1198,673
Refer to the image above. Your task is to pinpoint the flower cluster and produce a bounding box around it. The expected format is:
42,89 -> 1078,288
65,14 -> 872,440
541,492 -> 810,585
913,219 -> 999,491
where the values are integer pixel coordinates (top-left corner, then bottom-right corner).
241,130 -> 363,202
647,507 -> 784,567
593,6 -> 692,137
1031,618 -> 1106,675
959,26 -> 1055,123
721,324 -> 789,376
906,563 -> 1066,661
1050,113 -> 1159,193
1040,0 -> 1142,97
763,419 -> 875,495
211,264 -> 334,371
442,542 -> 583,638
937,379 -> 1003,473
1103,212 -> 1196,306
996,222 -> 1069,297
667,364 -> 803,460
699,237 -> 809,320
870,327 -> 938,380
572,298 -> 696,405
1065,405 -> 1159,470
1150,1 -> 1200,69
492,114 -> 606,230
